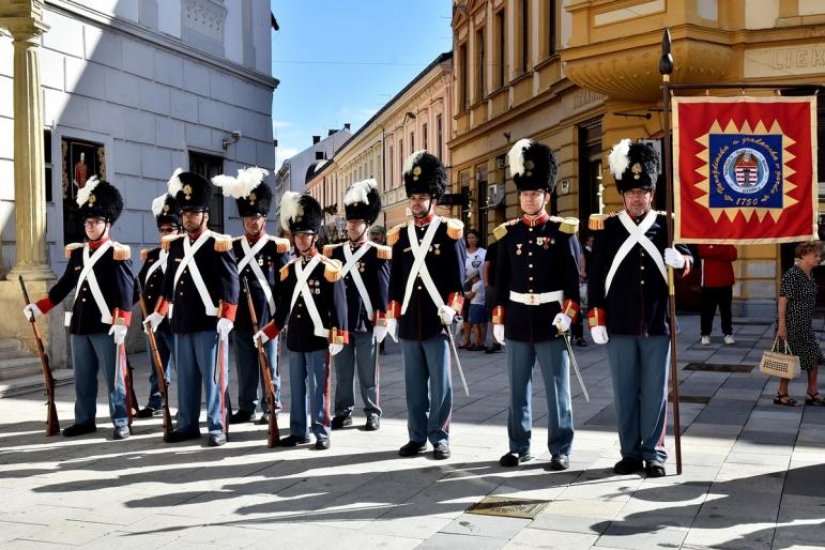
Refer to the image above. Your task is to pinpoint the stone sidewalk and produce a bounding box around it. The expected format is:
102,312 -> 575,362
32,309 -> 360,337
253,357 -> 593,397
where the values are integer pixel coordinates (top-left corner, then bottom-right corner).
1,314 -> 824,549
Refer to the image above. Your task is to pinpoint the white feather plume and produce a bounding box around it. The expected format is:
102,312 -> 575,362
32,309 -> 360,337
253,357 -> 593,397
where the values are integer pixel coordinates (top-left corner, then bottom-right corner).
508,138 -> 533,177
280,191 -> 304,232
211,174 -> 240,197
75,175 -> 100,207
151,194 -> 167,217
403,150 -> 427,176
608,138 -> 631,179
235,166 -> 269,198
344,178 -> 377,206
167,167 -> 184,197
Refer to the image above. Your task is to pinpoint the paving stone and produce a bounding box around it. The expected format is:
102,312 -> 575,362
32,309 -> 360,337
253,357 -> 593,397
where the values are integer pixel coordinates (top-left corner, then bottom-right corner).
503,527 -> 599,548
419,532 -> 509,550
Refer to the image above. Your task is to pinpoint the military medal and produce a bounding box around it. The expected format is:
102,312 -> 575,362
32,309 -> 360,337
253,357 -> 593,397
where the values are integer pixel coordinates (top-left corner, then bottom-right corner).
434,244 -> 441,255
516,244 -> 523,256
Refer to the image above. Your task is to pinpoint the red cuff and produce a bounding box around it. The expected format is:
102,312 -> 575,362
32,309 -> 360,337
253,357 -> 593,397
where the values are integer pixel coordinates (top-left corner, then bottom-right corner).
588,307 -> 606,328
155,298 -> 170,316
387,300 -> 401,319
329,327 -> 349,345
492,305 -> 505,325
36,296 -> 54,314
562,299 -> 580,322
113,309 -> 132,326
220,302 -> 237,321
262,321 -> 280,340
447,292 -> 464,312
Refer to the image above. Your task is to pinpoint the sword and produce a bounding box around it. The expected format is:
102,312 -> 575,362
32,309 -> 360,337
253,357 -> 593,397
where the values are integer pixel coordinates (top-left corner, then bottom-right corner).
556,323 -> 590,402
444,316 -> 470,397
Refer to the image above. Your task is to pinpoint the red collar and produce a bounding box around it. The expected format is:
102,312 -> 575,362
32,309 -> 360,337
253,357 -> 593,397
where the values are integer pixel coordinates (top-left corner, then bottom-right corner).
521,212 -> 550,227
246,231 -> 266,244
88,236 -> 111,250
300,247 -> 318,259
413,212 -> 436,227
187,228 -> 205,242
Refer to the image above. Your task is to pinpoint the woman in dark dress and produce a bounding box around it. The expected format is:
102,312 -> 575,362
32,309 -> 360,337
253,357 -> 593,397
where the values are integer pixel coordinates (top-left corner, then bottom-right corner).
775,240 -> 825,406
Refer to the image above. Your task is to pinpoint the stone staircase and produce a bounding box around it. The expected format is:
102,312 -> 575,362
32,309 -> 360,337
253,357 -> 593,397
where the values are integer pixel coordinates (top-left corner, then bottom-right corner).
0,338 -> 73,398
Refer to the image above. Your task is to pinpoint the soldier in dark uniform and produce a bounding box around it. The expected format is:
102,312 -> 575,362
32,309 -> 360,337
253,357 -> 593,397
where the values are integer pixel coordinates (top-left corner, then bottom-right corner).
387,151 -> 466,460
588,139 -> 692,477
144,169 -> 240,447
324,179 -> 391,432
491,139 -> 581,471
256,192 -> 348,450
24,178 -> 134,440
134,192 -> 182,418
213,167 -> 289,425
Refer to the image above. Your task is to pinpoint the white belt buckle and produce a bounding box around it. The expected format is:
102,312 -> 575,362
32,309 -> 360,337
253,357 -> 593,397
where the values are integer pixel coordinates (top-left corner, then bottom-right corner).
524,293 -> 540,306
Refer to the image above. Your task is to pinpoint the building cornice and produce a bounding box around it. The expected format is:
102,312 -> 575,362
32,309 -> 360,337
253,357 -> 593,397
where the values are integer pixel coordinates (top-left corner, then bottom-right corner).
45,0 -> 279,89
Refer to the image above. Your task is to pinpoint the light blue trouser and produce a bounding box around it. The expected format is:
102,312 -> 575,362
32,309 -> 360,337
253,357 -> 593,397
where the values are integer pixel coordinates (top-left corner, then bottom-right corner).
174,331 -> 229,436
234,331 -> 280,414
606,335 -> 670,463
71,333 -> 127,428
334,331 -> 381,418
288,349 -> 330,441
145,330 -> 174,410
505,339 -> 574,456
400,335 -> 451,446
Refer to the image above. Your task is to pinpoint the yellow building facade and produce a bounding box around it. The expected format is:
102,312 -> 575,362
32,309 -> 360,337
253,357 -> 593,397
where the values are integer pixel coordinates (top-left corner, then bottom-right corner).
451,0 -> 825,316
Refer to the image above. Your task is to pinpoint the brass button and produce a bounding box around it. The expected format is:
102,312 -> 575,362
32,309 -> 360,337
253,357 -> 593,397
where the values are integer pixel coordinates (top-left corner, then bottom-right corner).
528,264 -> 533,268
641,280 -> 645,285
528,252 -> 533,256
641,266 -> 645,270
529,277 -> 533,281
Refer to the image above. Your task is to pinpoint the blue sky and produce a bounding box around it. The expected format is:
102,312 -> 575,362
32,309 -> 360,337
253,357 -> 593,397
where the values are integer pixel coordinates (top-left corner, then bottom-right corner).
270,1 -> 453,169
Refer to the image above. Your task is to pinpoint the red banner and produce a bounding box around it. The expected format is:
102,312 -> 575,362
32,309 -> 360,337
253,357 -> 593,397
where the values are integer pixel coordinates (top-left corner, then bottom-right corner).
673,96 -> 817,244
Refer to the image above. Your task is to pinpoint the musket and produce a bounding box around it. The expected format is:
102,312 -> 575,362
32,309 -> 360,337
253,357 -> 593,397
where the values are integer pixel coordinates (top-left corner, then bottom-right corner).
19,276 -> 60,436
113,308 -> 134,432
556,323 -> 590,402
444,313 -> 470,397
215,300 -> 229,440
243,277 -> 280,447
136,279 -> 173,440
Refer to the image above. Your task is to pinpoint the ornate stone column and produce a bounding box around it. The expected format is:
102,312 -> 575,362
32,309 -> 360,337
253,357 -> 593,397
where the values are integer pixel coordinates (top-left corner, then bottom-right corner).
0,0 -> 52,280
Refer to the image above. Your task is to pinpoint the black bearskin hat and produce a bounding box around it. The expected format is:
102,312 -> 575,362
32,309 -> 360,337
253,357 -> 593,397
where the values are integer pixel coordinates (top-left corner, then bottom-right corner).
608,139 -> 660,193
167,168 -> 213,212
507,138 -> 559,193
344,178 -> 382,225
76,177 -> 123,223
280,192 -> 323,234
212,166 -> 272,218
151,193 -> 182,228
403,150 -> 446,200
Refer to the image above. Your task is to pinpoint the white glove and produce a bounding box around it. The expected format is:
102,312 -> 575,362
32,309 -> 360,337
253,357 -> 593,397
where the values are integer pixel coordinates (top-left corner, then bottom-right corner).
552,313 -> 572,334
664,248 -> 686,269
109,324 -> 128,345
386,318 -> 399,343
143,312 -> 164,333
216,318 -> 234,340
493,324 -> 505,345
437,305 -> 457,325
253,329 -> 269,348
23,304 -> 43,321
329,343 -> 344,356
373,324 -> 388,343
591,325 -> 609,345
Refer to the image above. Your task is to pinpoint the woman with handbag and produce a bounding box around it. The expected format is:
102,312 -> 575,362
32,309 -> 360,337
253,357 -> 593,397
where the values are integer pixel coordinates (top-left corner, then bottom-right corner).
775,240 -> 825,406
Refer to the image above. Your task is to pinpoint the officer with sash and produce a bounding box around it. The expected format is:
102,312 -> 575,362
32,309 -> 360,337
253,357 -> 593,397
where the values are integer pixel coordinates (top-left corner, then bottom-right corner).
24,178 -> 134,440
387,151 -> 466,460
324,178 -> 391,432
213,167 -> 290,425
587,139 -> 692,477
492,139 -> 581,471
256,192 -> 348,450
134,192 -> 182,418
144,169 -> 239,447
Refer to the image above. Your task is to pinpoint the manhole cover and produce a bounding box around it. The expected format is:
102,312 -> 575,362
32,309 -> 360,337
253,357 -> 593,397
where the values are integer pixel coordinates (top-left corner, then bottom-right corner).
467,496 -> 550,519
684,363 -> 755,373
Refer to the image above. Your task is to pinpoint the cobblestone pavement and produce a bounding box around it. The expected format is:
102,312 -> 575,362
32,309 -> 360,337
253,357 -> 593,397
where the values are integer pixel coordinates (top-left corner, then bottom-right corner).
1,314 -> 824,549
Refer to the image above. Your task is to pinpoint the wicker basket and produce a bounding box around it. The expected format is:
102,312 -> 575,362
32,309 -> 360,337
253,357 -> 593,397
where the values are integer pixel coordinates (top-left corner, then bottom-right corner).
759,337 -> 801,379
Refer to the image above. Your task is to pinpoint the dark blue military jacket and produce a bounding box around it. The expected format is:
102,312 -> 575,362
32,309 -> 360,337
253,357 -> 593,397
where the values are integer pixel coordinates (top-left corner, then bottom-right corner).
325,241 -> 390,334
273,252 -> 348,353
232,235 -> 289,333
160,231 -> 240,334
135,246 -> 171,333
493,214 -> 581,343
387,217 -> 466,341
45,241 -> 134,335
588,211 -> 691,336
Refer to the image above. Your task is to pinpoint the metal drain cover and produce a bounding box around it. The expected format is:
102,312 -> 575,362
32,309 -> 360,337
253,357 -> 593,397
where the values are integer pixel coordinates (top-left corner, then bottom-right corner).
683,363 -> 755,373
467,496 -> 550,519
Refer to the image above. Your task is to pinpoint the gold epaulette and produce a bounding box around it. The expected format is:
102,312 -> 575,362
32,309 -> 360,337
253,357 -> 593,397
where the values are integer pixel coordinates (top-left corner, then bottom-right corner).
445,217 -> 464,240
161,234 -> 183,250
558,216 -> 580,235
272,236 -> 290,254
232,236 -> 243,242
113,243 -> 131,261
213,233 -> 232,253
374,244 -> 392,260
588,213 -> 609,231
280,262 -> 292,282
387,223 -> 405,246
140,248 -> 150,262
64,243 -> 84,258
323,257 -> 343,282
493,219 -> 518,241
322,243 -> 341,258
